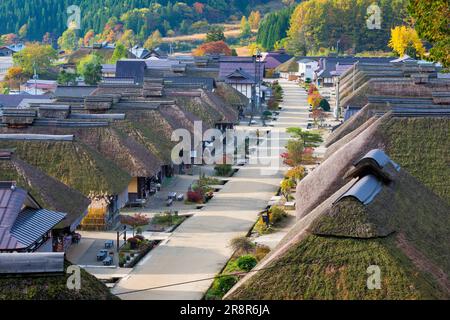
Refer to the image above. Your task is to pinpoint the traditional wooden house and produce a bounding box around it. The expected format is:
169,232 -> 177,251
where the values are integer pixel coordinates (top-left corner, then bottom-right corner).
0,150 -> 90,252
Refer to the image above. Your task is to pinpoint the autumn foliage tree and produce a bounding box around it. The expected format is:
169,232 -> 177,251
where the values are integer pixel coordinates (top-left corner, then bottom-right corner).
193,41 -> 232,56
4,66 -> 27,89
120,213 -> 150,236
388,26 -> 426,58
408,0 -> 449,67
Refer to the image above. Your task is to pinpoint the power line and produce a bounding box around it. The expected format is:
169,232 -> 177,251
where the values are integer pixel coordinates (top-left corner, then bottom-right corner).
114,248 -> 370,296
114,232 -> 449,297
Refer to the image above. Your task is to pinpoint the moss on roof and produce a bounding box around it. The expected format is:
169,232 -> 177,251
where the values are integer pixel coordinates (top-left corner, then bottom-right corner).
380,117 -> 450,204
228,234 -> 445,300
113,110 -> 177,163
0,141 -> 130,196
0,157 -> 90,228
275,57 -> 299,73
0,261 -> 118,300
228,117 -> 450,300
215,82 -> 249,107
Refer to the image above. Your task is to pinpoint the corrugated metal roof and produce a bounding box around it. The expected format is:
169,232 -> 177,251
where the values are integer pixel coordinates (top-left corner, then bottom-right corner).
337,174 -> 382,205
0,186 -> 27,250
10,208 -> 66,248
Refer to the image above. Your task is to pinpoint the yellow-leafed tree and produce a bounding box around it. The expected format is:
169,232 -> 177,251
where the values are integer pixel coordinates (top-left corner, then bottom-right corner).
388,26 -> 426,58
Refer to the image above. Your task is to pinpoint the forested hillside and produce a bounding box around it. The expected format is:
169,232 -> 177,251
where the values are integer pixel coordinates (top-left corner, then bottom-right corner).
285,0 -> 409,54
256,6 -> 294,51
0,0 -> 273,41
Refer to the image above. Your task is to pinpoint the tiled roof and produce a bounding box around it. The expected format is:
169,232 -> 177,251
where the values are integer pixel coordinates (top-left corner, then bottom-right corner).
219,57 -> 264,82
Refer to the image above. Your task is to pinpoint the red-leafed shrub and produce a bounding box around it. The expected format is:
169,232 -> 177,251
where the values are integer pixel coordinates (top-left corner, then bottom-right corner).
187,191 -> 204,203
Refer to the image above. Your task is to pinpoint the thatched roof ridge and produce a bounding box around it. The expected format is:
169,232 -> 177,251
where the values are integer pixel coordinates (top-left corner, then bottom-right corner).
227,162 -> 450,300
0,155 -> 90,230
0,125 -> 161,179
200,89 -> 239,123
325,116 -> 378,156
297,115 -> 388,219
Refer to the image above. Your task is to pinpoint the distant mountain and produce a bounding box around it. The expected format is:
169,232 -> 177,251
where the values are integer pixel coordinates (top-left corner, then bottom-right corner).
0,0 -> 275,41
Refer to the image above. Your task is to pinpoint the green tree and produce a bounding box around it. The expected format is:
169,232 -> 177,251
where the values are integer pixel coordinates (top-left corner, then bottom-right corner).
57,70 -> 78,85
110,43 -> 128,64
58,28 -> 78,51
286,127 -> 324,148
77,54 -> 102,85
240,17 -> 252,39
13,43 -> 58,75
18,24 -> 28,39
408,0 -> 449,67
144,30 -> 162,49
205,26 -> 226,43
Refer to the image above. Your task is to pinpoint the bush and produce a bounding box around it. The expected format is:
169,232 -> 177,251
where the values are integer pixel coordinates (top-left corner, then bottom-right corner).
212,275 -> 238,295
214,163 -> 233,176
187,191 -> 204,203
236,255 -> 257,272
270,206 -> 288,224
230,236 -> 255,254
319,98 -> 331,112
134,235 -> 145,241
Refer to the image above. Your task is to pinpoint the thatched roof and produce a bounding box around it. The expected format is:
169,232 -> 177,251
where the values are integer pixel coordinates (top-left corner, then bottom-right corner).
275,57 -> 298,73
227,154 -> 450,300
0,125 -> 162,179
0,261 -> 118,300
0,139 -> 131,197
0,154 -> 90,230
215,82 -> 249,108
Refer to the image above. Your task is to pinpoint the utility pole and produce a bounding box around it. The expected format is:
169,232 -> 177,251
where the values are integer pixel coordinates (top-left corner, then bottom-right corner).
249,49 -> 263,126
33,61 -> 38,96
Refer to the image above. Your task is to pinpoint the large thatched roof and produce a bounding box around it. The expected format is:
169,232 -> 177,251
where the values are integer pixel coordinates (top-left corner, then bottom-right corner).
0,261 -> 118,300
215,82 -> 249,108
275,57 -> 299,73
0,139 -> 131,197
0,154 -> 90,229
226,153 -> 450,300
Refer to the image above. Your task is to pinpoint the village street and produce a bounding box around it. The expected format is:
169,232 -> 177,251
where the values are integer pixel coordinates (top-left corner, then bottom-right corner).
111,79 -> 311,300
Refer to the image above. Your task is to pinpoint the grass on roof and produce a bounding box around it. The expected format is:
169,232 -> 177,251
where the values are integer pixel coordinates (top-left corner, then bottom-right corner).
0,261 -> 118,300
113,110 -> 176,163
380,117 -> 450,204
229,166 -> 450,300
0,141 -> 131,196
228,234 -> 445,300
0,160 -> 47,209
